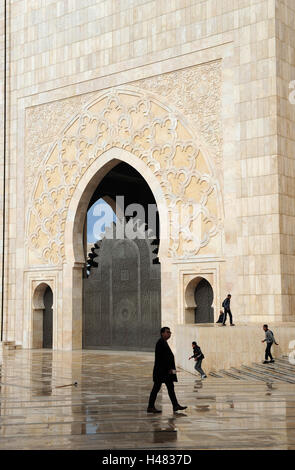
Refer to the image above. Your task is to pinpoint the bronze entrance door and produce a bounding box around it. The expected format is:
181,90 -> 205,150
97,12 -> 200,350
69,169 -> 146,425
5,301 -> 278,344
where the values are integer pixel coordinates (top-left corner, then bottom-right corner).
83,237 -> 161,351
194,278 -> 214,323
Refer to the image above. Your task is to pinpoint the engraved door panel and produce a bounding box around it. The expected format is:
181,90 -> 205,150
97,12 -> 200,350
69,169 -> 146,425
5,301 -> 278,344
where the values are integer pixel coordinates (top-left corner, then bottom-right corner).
83,237 -> 161,351
83,263 -> 111,348
140,289 -> 161,350
111,240 -> 139,349
136,240 -> 161,350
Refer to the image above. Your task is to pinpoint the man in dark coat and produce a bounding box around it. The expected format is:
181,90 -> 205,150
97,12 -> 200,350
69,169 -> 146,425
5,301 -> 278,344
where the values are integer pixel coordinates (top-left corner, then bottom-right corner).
222,294 -> 235,326
147,326 -> 187,413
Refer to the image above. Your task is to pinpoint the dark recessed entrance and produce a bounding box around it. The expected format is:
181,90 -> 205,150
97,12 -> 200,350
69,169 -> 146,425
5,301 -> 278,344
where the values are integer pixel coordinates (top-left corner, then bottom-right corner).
82,162 -> 161,351
194,278 -> 214,323
43,286 -> 53,348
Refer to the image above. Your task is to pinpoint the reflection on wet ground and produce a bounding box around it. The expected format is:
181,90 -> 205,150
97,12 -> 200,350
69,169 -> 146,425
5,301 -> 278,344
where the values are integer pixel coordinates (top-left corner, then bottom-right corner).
0,349 -> 294,449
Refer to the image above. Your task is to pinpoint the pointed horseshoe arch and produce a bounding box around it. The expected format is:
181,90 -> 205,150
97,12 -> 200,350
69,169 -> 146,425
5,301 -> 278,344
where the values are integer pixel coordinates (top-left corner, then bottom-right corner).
65,147 -> 169,266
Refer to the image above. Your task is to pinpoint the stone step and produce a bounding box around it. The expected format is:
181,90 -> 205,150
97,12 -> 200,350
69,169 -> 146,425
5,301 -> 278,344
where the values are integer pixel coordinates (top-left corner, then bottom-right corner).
2,341 -> 15,346
0,341 -> 22,351
255,362 -> 295,379
230,367 -> 267,382
213,356 -> 295,385
251,363 -> 295,384
209,371 -> 224,378
219,369 -> 244,380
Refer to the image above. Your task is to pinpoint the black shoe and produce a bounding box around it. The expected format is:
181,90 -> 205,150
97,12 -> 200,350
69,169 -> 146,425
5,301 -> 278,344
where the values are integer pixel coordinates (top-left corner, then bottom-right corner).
230,324 -> 235,326
221,324 -> 226,326
147,407 -> 162,413
173,405 -> 187,412
270,359 -> 275,363
263,360 -> 269,364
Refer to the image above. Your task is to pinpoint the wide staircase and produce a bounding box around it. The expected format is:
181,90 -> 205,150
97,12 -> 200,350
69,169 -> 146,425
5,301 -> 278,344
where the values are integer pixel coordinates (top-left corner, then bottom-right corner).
210,356 -> 295,384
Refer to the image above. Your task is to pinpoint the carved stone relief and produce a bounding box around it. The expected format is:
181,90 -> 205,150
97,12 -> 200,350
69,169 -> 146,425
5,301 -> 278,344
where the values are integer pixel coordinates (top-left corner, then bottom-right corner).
25,92 -> 96,202
25,63 -> 223,266
131,60 -> 222,166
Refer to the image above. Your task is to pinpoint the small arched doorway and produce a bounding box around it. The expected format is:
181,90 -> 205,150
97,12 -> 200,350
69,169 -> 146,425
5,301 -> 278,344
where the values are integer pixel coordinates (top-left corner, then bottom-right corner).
32,283 -> 53,349
194,278 -> 214,323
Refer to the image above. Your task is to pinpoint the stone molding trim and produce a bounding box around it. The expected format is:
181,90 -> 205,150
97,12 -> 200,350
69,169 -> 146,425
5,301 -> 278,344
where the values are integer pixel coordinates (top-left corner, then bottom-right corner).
23,271 -> 60,349
26,86 -> 223,266
178,263 -> 222,325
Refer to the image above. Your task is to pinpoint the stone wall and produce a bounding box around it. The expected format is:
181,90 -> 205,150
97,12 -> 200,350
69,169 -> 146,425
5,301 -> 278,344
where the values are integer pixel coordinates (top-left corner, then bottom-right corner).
234,0 -> 281,322
0,0 -> 294,348
276,0 -> 295,320
175,323 -> 295,373
0,2 -> 5,335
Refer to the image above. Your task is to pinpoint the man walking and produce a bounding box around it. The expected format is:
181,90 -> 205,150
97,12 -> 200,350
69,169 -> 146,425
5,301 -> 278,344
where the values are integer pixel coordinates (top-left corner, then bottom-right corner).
262,324 -> 279,364
222,294 -> 235,326
189,341 -> 207,379
147,327 -> 187,413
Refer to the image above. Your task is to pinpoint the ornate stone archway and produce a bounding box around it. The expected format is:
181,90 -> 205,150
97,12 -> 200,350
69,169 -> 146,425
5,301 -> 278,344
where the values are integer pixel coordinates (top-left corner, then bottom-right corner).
61,148 -> 169,350
24,86 -> 223,350
26,87 -> 222,265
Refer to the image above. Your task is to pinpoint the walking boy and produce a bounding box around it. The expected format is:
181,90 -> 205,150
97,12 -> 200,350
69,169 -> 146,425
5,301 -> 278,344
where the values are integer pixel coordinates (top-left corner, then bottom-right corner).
262,324 -> 279,364
189,341 -> 207,379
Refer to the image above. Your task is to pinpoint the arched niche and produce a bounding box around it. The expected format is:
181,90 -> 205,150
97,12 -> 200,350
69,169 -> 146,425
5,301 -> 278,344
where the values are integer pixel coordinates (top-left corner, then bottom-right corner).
184,275 -> 214,324
32,282 -> 53,349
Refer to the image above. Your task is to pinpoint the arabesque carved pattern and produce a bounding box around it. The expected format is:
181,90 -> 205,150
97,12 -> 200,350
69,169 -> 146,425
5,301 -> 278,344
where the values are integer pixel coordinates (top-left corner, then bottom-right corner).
25,93 -> 96,201
132,60 -> 222,166
26,87 -> 222,265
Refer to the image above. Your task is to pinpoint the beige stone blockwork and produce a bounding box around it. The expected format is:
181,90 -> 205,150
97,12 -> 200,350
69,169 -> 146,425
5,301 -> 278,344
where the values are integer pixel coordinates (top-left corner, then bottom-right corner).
2,0 -> 295,352
275,0 -> 295,320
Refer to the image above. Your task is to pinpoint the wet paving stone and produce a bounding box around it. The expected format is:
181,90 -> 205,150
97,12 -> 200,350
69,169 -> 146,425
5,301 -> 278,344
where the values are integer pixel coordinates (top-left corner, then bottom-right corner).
0,349 -> 294,449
